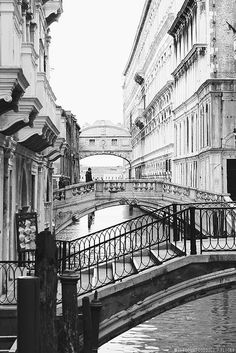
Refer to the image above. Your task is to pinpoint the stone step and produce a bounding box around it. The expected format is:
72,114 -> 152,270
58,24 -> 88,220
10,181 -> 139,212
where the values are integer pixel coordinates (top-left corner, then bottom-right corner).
132,254 -> 157,271
150,248 -> 178,263
92,264 -> 114,288
112,259 -> 135,280
0,336 -> 16,352
79,269 -> 93,293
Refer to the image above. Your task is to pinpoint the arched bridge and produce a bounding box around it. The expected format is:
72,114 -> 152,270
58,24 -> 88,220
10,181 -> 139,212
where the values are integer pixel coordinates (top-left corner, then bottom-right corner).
56,201 -> 236,349
53,179 -> 227,233
79,120 -> 132,165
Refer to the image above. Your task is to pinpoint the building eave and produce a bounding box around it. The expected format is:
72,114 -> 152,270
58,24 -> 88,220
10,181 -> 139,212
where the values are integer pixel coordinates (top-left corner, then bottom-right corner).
123,0 -> 152,76
0,67 -> 29,115
17,115 -> 59,152
168,0 -> 196,37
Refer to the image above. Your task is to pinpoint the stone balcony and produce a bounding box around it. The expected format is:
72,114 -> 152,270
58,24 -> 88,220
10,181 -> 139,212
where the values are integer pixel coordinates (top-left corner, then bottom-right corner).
43,0 -> 63,26
16,115 -> 59,152
43,137 -> 65,162
0,97 -> 42,135
36,73 -> 57,124
0,68 -> 29,115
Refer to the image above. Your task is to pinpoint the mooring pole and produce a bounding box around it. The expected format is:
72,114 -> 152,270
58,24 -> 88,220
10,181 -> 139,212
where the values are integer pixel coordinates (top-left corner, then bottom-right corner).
60,270 -> 80,353
90,291 -> 102,353
35,230 -> 58,353
17,276 -> 40,353
82,296 -> 93,353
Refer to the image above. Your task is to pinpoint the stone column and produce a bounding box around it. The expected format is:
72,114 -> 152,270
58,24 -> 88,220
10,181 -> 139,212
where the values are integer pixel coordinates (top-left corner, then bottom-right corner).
37,162 -> 44,232
3,137 -> 16,261
0,145 -> 4,260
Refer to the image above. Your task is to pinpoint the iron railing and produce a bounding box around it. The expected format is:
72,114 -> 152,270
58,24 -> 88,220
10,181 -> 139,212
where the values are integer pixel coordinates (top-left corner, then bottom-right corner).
0,261 -> 35,305
56,202 -> 236,296
1,202 -> 236,303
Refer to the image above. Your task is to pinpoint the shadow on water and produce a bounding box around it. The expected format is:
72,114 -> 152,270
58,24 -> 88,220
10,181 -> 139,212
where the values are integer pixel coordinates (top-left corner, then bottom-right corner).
99,289 -> 236,353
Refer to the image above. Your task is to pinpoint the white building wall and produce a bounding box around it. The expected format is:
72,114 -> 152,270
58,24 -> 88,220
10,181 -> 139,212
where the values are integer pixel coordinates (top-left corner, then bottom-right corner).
124,0 -> 236,199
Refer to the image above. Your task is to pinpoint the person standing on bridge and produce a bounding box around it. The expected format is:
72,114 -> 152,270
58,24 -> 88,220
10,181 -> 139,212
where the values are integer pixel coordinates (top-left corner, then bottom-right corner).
85,167 -> 93,183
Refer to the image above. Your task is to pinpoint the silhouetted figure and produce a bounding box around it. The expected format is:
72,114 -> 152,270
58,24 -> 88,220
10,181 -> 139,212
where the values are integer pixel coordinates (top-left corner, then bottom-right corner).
88,211 -> 95,229
59,176 -> 65,189
85,168 -> 93,182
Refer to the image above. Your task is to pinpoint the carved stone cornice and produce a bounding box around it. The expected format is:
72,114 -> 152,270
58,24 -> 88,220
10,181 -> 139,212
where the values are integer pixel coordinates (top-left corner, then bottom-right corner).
168,0 -> 197,38
172,44 -> 207,81
4,136 -> 17,161
43,136 -> 64,161
0,97 -> 42,135
43,0 -> 63,26
61,141 -> 69,155
0,68 -> 29,115
17,115 -> 59,152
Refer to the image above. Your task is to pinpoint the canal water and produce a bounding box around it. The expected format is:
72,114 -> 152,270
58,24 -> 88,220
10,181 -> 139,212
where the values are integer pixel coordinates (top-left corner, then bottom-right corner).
60,206 -> 236,352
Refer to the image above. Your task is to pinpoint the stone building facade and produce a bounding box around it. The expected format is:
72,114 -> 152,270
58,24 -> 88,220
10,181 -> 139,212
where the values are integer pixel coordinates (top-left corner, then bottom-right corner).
52,108 -> 81,188
0,0 -> 80,261
123,0 -> 236,199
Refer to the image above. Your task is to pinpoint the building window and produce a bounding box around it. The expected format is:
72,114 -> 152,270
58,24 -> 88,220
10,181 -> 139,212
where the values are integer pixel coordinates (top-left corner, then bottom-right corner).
111,139 -> 118,146
89,139 -> 95,145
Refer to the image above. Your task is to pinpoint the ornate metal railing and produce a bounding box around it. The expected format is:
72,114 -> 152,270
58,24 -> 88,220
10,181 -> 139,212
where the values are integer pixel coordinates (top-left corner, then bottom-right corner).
197,206 -> 236,252
56,202 -> 236,296
1,203 -> 236,303
56,204 -> 175,268
0,261 -> 35,305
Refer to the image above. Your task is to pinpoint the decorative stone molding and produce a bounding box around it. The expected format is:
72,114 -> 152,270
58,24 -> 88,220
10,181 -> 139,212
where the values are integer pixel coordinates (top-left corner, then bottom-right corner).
134,73 -> 144,85
172,44 -> 207,81
168,0 -> 198,38
43,0 -> 63,26
43,137 -> 65,162
0,97 -> 42,135
17,115 -> 59,152
4,136 -> 17,162
0,68 -> 29,115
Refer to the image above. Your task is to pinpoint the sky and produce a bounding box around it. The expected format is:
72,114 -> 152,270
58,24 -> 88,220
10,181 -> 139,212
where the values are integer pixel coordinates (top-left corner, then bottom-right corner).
50,0 -> 146,167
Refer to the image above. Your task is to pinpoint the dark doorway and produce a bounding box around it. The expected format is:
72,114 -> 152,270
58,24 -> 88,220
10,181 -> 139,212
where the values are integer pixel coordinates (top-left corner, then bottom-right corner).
227,159 -> 236,200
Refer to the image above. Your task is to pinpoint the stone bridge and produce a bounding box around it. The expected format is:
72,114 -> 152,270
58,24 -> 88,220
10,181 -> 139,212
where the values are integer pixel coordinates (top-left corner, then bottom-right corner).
79,120 -> 132,165
53,179 -> 227,233
59,251 -> 236,349
87,253 -> 236,346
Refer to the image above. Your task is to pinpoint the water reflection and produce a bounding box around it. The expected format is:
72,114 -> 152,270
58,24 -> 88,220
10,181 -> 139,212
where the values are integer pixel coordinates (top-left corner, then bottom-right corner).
99,289 -> 236,352
57,205 -> 145,241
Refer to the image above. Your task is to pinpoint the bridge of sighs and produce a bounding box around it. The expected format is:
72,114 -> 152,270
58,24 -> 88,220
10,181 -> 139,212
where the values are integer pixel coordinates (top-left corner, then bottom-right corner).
79,120 -> 132,172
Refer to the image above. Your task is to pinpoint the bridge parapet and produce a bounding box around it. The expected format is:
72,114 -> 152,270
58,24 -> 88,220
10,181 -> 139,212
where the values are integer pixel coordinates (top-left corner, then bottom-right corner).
53,179 -> 228,232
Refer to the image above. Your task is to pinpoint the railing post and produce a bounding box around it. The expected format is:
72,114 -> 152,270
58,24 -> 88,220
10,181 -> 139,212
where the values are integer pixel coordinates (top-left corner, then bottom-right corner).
82,296 -> 93,353
172,203 -> 179,242
17,276 -> 40,353
90,291 -> 102,353
189,207 -> 197,255
60,270 -> 80,353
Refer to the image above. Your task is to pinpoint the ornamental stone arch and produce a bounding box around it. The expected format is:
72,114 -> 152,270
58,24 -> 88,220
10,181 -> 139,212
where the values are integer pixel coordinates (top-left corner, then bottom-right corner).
79,120 -> 132,166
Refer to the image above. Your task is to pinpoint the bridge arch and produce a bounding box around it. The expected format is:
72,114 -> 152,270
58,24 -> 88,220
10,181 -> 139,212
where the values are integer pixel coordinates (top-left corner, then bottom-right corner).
55,196 -> 165,233
89,255 -> 236,346
79,120 -> 132,165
